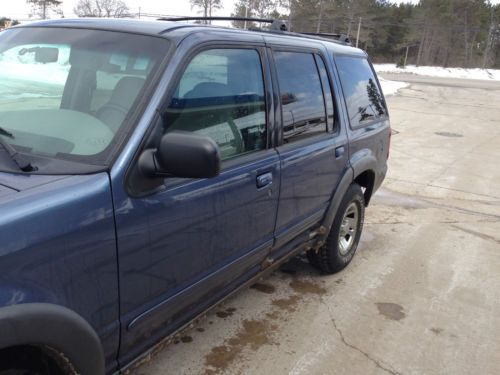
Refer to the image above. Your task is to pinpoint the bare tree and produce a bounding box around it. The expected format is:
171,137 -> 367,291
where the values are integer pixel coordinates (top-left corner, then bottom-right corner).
279,0 -> 294,29
483,5 -> 499,68
253,0 -> 276,19
190,0 -> 223,20
26,0 -> 62,19
74,0 -> 130,18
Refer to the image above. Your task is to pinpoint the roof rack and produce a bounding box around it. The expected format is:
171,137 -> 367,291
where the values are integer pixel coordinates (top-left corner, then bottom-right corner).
158,17 -> 351,45
301,32 -> 351,45
159,16 -> 288,31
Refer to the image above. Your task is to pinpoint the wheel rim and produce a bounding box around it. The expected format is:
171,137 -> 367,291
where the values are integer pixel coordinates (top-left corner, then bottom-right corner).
338,202 -> 359,256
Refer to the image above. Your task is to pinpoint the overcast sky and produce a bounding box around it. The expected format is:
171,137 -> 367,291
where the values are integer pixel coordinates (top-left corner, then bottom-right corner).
1,0 -> 499,20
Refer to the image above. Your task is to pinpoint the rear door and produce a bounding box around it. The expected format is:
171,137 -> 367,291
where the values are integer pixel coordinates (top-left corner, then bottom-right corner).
268,46 -> 349,254
116,45 -> 280,363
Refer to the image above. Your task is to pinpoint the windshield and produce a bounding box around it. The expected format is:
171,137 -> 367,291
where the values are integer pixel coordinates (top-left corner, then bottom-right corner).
0,27 -> 169,170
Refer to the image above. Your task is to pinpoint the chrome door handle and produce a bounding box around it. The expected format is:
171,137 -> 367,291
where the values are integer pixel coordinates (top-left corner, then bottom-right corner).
256,172 -> 273,188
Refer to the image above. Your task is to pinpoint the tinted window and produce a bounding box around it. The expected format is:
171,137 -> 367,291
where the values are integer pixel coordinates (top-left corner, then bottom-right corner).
335,56 -> 386,127
315,55 -> 335,132
274,52 -> 326,142
165,49 -> 266,160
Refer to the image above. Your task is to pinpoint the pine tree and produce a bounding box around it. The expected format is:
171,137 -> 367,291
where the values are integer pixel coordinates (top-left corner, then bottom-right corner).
26,0 -> 62,19
230,0 -> 498,68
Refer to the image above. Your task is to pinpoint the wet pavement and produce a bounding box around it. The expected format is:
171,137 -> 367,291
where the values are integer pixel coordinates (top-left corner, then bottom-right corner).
129,76 -> 500,375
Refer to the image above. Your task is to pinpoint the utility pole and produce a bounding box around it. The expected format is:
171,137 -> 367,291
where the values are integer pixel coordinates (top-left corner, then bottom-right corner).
138,7 -> 141,19
355,17 -> 362,48
42,0 -> 47,19
402,44 -> 418,68
316,0 -> 324,33
243,0 -> 253,30
404,45 -> 410,67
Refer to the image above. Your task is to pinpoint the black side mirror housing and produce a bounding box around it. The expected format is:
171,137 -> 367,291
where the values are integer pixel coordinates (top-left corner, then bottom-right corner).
139,130 -> 221,179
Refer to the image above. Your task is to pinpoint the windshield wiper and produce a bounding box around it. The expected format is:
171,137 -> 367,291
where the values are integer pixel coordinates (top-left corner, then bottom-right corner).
0,129 -> 36,172
0,127 -> 14,139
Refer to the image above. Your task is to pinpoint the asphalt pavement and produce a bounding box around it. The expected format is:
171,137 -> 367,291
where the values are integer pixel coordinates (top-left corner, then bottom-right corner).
130,75 -> 500,375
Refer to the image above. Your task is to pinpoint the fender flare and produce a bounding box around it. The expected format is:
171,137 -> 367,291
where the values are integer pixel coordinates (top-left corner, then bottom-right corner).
350,153 -> 377,181
315,167 -> 354,246
350,154 -> 378,205
0,303 -> 105,375
316,153 -> 377,246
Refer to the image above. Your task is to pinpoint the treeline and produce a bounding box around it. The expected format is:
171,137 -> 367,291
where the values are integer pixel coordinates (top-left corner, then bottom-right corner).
0,18 -> 20,28
232,0 -> 500,68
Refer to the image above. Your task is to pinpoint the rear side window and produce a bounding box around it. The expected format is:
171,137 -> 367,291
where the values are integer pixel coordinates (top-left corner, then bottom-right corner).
335,56 -> 386,127
165,49 -> 266,160
273,51 -> 327,143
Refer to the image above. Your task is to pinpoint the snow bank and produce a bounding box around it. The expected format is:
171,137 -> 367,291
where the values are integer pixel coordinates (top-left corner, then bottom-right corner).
374,64 -> 500,81
0,45 -> 70,86
378,77 -> 408,96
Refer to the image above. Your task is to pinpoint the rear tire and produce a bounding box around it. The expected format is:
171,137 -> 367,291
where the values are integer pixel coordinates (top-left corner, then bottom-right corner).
309,183 -> 365,274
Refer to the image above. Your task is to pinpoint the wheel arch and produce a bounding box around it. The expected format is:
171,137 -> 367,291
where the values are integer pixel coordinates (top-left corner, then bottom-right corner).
350,153 -> 377,206
0,303 -> 105,375
316,152 -> 377,247
354,169 -> 376,206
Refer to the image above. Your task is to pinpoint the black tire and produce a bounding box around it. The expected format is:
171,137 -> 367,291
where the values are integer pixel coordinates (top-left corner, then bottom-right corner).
309,183 -> 365,274
0,347 -> 65,375
306,249 -> 319,268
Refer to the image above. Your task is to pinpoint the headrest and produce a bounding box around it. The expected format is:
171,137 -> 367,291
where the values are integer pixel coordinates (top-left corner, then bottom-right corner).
69,48 -> 106,70
109,76 -> 146,108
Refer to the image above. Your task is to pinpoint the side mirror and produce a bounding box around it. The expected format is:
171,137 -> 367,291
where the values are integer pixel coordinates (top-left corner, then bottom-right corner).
139,130 -> 221,179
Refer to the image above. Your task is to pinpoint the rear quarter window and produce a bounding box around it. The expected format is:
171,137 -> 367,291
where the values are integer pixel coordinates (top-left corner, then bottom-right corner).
335,55 -> 386,128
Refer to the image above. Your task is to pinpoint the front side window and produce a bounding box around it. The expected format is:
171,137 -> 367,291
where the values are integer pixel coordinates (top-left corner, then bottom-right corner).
335,56 -> 387,127
165,49 -> 267,160
0,27 -> 169,168
274,51 -> 327,143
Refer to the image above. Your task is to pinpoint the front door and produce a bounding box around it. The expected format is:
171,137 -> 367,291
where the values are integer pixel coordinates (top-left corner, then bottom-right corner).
115,46 -> 279,364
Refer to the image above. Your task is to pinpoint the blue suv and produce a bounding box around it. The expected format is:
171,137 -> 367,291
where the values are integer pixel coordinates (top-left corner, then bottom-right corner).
0,18 -> 389,374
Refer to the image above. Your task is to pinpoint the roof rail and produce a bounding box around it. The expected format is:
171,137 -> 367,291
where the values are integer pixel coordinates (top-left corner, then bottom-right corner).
159,16 -> 288,31
159,16 -> 352,46
301,32 -> 351,45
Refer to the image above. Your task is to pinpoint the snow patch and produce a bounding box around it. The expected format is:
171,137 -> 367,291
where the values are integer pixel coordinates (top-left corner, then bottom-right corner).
378,77 -> 409,96
374,64 -> 500,81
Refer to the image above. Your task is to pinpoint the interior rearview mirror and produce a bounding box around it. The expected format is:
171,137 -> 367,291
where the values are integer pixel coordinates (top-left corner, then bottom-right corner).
139,130 -> 221,179
19,47 -> 59,64
35,47 -> 59,63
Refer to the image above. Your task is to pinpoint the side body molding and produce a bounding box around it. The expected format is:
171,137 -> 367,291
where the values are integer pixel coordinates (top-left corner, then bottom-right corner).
0,303 -> 105,375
